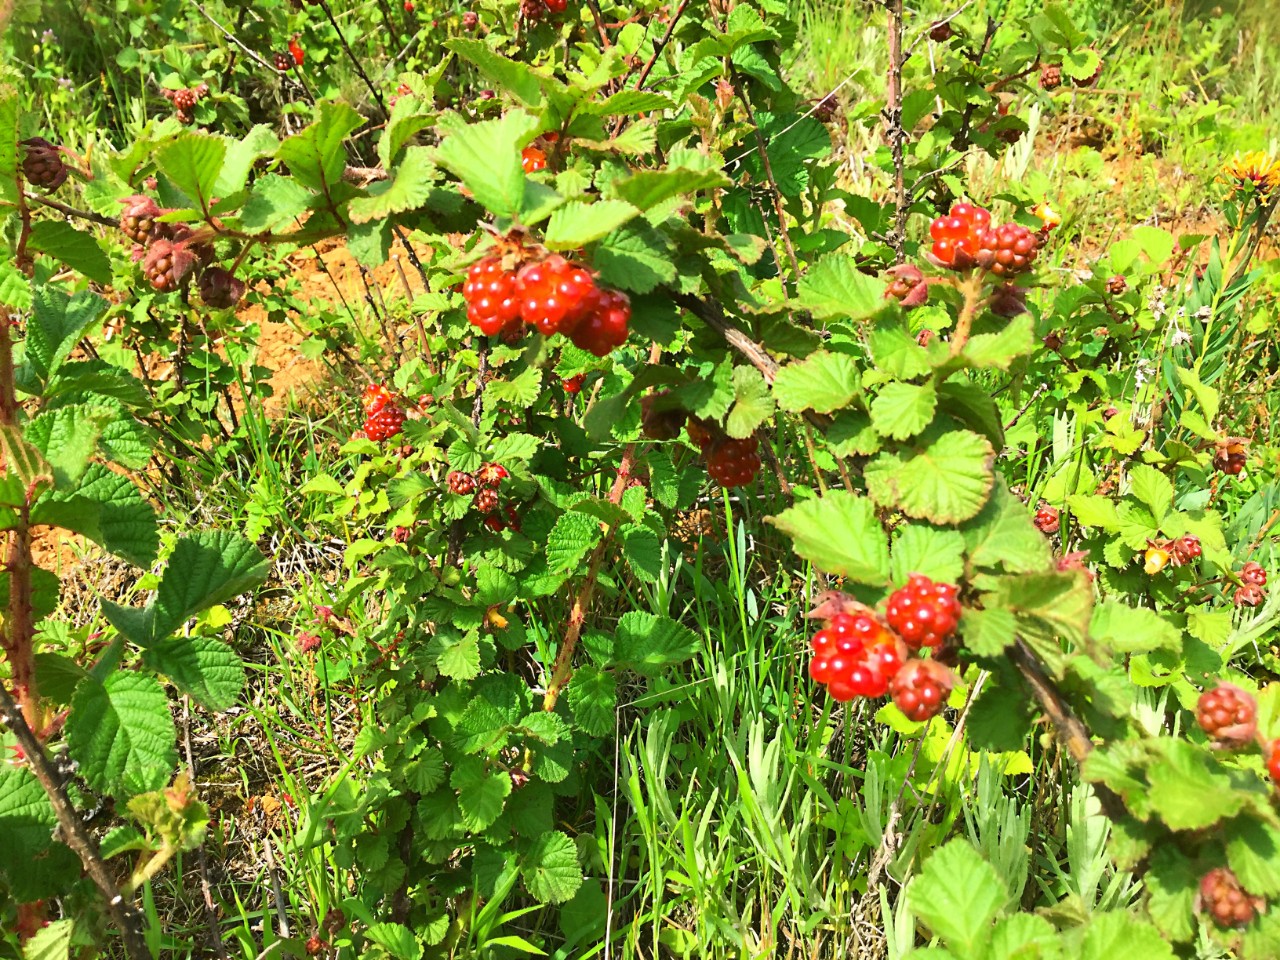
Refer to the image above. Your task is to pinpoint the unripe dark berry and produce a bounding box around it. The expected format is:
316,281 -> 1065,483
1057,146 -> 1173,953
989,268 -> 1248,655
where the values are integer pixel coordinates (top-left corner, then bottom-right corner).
928,19 -> 953,42
1242,562 -> 1268,587
884,263 -> 928,309
275,52 -> 293,72
1170,535 -> 1201,565
1106,274 -> 1127,295
463,10 -> 478,29
197,266 -> 245,309
473,487 -> 499,514
641,391 -> 686,441
20,138 -> 68,190
885,574 -> 962,649
447,471 -> 476,495
1235,584 -> 1266,608
119,194 -> 165,246
890,658 -> 955,722
1040,64 -> 1062,90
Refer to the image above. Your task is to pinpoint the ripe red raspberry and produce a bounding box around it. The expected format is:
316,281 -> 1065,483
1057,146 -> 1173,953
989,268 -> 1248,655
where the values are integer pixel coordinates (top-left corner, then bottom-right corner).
515,257 -> 597,336
885,574 -> 962,649
463,10 -> 478,28
809,611 -> 906,701
473,487 -> 499,514
20,138 -> 68,190
197,267 -> 246,309
544,0 -> 567,11
928,202 -> 991,269
1199,867 -> 1264,928
483,513 -> 506,532
569,288 -> 631,356
1269,739 -> 1280,785
275,52 -> 293,72
447,471 -> 476,495
477,463 -> 508,487
520,0 -> 545,18
705,436 -> 761,488
1033,505 -> 1059,534
890,658 -> 955,722
1196,683 -> 1257,748
561,373 -> 585,393
289,37 -> 305,66
975,222 -> 1040,277
1170,535 -> 1201,565
362,384 -> 396,416
1235,584 -> 1266,608
462,256 -> 521,335
364,404 -> 406,442
522,146 -> 547,174
1040,64 -> 1062,90
118,194 -> 165,246
1241,562 -> 1267,587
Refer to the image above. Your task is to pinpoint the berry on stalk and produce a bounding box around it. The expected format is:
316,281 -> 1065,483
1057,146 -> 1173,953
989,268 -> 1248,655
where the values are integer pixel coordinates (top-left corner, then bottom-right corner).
890,658 -> 955,722
1040,64 -> 1062,90
274,51 -> 293,72
1144,545 -> 1171,575
362,384 -> 397,416
473,487 -> 499,514
706,436 -> 761,488
1235,584 -> 1266,608
1215,441 -> 1247,476
809,609 -> 907,701
20,137 -> 69,190
462,256 -> 521,335
1241,562 -> 1267,587
447,471 -> 475,495
197,267 -> 246,309
884,574 -> 962,649
477,463 -> 508,487
1196,683 -> 1257,748
1199,867 -> 1264,928
288,37 -> 305,67
1033,505 -> 1060,534
516,256 -> 597,336
570,288 -> 631,356
522,146 -> 547,173
364,403 -> 406,442
119,194 -> 165,246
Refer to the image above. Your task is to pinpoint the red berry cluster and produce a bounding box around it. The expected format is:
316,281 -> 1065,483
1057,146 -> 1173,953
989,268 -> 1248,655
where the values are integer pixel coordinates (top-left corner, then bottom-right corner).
1215,440 -> 1248,476
449,464 -> 519,530
521,0 -> 567,19
121,194 -> 239,304
686,418 -> 762,488
1235,561 -> 1268,608
1199,867 -> 1265,928
162,84 -> 210,124
885,574 -> 962,649
561,373 -> 585,393
522,146 -> 547,174
447,471 -> 476,495
808,575 -> 962,722
928,202 -> 1040,276
461,252 -> 631,356
361,384 -> 406,442
389,83 -> 413,109
1040,64 -> 1062,90
1196,683 -> 1257,748
1033,504 -> 1060,534
20,138 -> 68,190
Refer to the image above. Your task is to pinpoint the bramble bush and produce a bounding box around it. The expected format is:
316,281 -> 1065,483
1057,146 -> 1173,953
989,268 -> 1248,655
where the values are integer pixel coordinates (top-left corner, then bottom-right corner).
2,0 -> 1280,957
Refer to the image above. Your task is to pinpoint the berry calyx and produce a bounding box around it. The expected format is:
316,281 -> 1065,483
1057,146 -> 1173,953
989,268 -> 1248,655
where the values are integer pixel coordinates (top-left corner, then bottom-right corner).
1196,683 -> 1257,748
884,263 -> 928,308
1241,561 -> 1268,587
522,146 -> 547,174
884,574 -> 962,650
143,237 -> 199,292
447,471 -> 476,495
1033,505 -> 1060,534
706,436 -> 761,488
476,463 -> 508,487
1199,867 -> 1264,928
890,658 -> 955,722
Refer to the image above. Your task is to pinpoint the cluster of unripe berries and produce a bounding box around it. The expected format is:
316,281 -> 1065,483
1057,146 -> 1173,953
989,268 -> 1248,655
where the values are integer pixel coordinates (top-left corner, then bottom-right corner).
119,194 -> 245,308
358,384 -> 407,442
1215,439 -> 1248,476
809,575 -> 961,721
928,203 -> 1040,276
161,84 -> 210,124
461,247 -> 630,357
1140,534 -> 1202,575
447,464 -> 518,531
20,137 -> 69,190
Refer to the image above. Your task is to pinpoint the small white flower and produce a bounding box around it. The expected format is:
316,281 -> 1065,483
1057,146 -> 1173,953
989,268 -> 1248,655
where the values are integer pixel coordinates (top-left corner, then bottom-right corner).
1134,358 -> 1156,386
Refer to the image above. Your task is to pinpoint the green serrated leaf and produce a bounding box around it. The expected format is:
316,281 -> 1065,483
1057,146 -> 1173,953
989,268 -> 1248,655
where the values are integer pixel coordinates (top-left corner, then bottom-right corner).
156,133 -> 226,213
277,101 -> 365,194
141,634 -> 243,711
592,222 -> 676,293
871,379 -> 937,440
452,758 -> 511,831
521,830 -> 583,904
960,315 -> 1034,370
32,463 -> 159,566
238,174 -> 316,232
1090,601 -> 1181,654
770,491 -> 889,584
348,147 -> 437,224
906,839 -> 1006,956
27,221 -> 111,284
436,111 -> 537,218
66,672 -> 176,797
611,166 -> 731,211
794,255 -> 886,322
546,511 -> 601,575
544,199 -> 639,249
614,611 -> 699,675
724,366 -> 775,438
890,525 -> 965,585
865,429 -> 995,524
566,665 -> 615,737
868,324 -> 934,379
773,351 -> 861,414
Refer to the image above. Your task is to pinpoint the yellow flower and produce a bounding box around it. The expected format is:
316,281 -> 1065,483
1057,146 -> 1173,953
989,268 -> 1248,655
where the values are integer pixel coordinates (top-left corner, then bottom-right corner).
1144,546 -> 1171,576
1031,201 -> 1062,230
1222,151 -> 1280,199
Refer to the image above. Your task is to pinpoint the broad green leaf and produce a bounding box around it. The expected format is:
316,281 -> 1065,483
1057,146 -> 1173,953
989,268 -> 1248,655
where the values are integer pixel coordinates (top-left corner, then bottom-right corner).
592,222 -> 677,293
614,611 -> 699,674
521,830 -> 583,904
937,379 -> 1004,448
22,919 -> 74,960
906,838 -> 1006,956
435,110 -> 538,218
1144,846 -> 1197,942
611,167 -> 731,211
1073,910 -> 1175,960
724,365 -> 775,438
587,90 -> 674,116
0,425 -> 53,498
404,749 -> 447,794
868,324 -> 934,379
277,101 -> 365,194
33,463 -> 160,566
435,633 -> 481,680
769,491 -> 890,584
1067,494 -> 1120,531
1176,364 -> 1219,421
347,217 -> 391,268
27,221 -> 111,284
0,764 -> 79,900
870,380 -> 937,440
33,652 -> 90,704
984,571 -> 1093,670
988,914 -> 1060,960
0,87 -> 17,204
66,672 -> 176,796
238,174 -> 316,232
156,133 -> 226,213
1145,738 -> 1244,830
794,255 -> 886,322
1127,464 -> 1173,523
566,665 -> 615,737
826,410 -> 880,457
545,511 -> 601,575
864,430 -> 995,524
960,315 -> 1034,370
24,404 -> 111,486
1226,817 -> 1280,897
889,525 -> 965,585
141,634 -> 243,711
772,351 -> 861,414
445,39 -> 545,106
1090,601 -> 1181,654
1061,47 -> 1102,81
365,922 -> 423,960
348,147 -> 437,223
452,758 -> 511,831
619,523 -> 661,583
215,125 -> 280,196
544,199 -> 639,249
959,607 -> 1020,658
